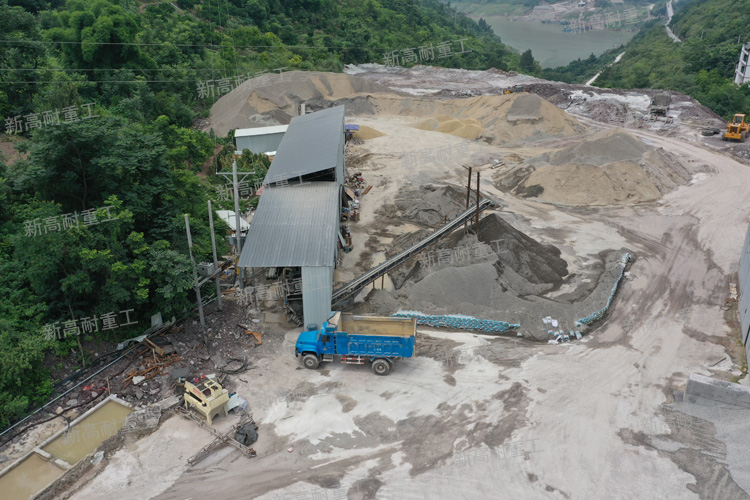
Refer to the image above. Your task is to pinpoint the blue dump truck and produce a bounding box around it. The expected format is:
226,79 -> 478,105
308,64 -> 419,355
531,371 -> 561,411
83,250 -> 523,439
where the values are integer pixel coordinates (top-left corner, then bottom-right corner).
295,312 -> 417,376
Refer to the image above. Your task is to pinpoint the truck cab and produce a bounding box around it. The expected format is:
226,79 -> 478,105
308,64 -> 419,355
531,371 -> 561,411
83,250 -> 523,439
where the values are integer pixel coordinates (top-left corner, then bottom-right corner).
295,323 -> 335,361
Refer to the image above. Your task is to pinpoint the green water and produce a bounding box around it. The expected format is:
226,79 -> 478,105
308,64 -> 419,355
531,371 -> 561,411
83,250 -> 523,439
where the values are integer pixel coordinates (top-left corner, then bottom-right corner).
483,17 -> 636,68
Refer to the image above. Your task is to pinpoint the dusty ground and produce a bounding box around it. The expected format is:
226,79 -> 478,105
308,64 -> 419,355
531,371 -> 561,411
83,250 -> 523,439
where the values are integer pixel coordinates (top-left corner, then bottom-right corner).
16,67 -> 750,500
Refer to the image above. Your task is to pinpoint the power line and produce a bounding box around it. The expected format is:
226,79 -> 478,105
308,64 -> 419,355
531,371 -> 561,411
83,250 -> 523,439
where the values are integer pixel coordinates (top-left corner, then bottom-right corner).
0,39 -> 381,50
0,68 -> 319,84
0,79 -> 230,83
0,68 -> 273,72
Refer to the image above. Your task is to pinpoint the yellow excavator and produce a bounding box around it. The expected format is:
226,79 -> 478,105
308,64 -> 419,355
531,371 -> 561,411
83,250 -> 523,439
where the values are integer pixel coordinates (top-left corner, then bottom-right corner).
723,113 -> 749,141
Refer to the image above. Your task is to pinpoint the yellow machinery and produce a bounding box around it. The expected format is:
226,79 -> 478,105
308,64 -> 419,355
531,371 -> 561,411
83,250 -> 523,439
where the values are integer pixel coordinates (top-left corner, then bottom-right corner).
723,113 -> 749,141
503,85 -> 524,95
183,379 -> 229,425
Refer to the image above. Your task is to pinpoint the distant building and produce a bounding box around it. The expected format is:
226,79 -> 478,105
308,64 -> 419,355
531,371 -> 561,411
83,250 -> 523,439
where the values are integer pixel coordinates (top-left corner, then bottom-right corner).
234,125 -> 288,155
734,43 -> 750,85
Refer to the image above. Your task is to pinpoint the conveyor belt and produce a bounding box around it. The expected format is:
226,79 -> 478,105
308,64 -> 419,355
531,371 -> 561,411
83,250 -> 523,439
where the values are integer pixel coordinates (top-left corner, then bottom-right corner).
332,199 -> 494,306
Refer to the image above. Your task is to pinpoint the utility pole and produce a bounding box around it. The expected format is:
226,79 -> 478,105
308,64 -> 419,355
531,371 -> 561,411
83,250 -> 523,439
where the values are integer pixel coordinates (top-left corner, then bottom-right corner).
475,172 -> 481,231
185,214 -> 205,327
216,159 -> 256,290
464,166 -> 472,235
232,160 -> 245,290
207,200 -> 223,311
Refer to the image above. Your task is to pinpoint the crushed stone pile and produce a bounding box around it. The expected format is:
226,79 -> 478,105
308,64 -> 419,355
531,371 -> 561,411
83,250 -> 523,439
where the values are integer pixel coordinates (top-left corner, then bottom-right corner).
506,93 -> 543,121
495,129 -> 693,206
476,214 -> 568,285
357,183 -> 633,340
546,129 -> 649,165
391,184 -> 468,228
352,125 -> 385,140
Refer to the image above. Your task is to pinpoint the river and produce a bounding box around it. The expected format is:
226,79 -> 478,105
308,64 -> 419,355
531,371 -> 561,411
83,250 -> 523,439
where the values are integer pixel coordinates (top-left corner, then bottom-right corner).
482,17 -> 636,68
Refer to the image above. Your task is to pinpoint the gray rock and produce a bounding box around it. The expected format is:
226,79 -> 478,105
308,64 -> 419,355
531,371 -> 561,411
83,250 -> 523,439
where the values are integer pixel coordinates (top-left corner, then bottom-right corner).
170,367 -> 190,381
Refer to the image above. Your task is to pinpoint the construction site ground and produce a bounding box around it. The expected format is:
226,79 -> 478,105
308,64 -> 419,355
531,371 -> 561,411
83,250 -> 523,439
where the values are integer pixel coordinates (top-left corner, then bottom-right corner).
5,67 -> 750,500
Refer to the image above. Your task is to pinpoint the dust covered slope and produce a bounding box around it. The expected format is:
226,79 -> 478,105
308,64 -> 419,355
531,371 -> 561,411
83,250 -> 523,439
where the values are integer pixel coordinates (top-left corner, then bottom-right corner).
206,71 -> 403,135
207,71 -> 586,146
495,129 -> 693,206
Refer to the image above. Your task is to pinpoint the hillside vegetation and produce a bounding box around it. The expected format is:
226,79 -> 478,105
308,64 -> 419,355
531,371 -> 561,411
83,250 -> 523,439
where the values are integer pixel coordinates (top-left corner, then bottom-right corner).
0,0 -> 521,429
594,0 -> 750,118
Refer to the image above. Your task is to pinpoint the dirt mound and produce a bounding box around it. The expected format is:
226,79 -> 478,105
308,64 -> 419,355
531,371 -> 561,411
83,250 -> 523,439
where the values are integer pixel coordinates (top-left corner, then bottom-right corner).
352,125 -> 385,140
546,129 -> 650,166
477,213 -> 568,285
413,116 -> 484,140
207,71 -> 400,135
495,129 -> 693,206
390,93 -> 584,145
208,70 -> 583,145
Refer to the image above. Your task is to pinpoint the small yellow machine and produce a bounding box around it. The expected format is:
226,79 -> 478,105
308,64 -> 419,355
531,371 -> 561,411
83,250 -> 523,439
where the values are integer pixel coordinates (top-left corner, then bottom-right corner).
183,379 -> 230,425
723,113 -> 749,141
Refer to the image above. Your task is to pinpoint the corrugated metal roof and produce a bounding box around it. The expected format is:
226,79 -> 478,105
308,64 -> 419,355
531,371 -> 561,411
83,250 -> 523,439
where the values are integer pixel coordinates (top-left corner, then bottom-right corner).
238,182 -> 339,268
235,125 -> 288,137
264,105 -> 345,185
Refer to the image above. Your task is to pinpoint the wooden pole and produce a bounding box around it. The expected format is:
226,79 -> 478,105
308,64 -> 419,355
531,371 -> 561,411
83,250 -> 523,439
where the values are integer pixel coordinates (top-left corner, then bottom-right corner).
207,200 -> 223,311
464,167 -> 472,235
475,172 -> 481,232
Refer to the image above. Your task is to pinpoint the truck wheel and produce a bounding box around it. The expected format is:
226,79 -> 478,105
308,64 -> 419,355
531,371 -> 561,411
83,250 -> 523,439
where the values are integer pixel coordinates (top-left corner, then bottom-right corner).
302,354 -> 319,370
372,359 -> 391,376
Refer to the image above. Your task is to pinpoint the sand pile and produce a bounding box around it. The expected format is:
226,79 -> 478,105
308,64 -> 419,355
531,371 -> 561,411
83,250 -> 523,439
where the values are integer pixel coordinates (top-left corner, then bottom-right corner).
208,71 -> 585,145
414,116 -> 484,140
207,71 -> 401,135
352,125 -> 385,140
495,129 -> 692,206
386,92 -> 586,145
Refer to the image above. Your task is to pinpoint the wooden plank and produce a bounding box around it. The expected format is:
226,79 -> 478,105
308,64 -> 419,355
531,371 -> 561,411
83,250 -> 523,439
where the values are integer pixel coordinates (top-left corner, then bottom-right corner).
143,338 -> 165,357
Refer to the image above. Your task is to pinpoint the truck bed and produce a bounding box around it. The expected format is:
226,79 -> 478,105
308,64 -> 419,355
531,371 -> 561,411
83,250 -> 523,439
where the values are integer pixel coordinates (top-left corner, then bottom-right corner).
335,332 -> 415,358
336,313 -> 416,337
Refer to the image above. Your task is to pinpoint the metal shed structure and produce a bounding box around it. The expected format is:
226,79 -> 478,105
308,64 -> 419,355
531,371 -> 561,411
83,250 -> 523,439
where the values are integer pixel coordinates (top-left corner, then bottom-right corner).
739,223 -> 750,360
263,105 -> 345,186
238,105 -> 346,327
234,125 -> 288,155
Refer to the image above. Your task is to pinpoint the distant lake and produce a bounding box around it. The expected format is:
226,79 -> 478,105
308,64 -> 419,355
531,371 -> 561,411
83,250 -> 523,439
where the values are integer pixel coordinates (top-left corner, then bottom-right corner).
482,17 -> 636,68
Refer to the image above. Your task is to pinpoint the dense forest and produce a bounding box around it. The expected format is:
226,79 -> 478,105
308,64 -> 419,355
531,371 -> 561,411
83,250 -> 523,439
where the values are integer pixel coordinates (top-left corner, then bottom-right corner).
0,0 -> 521,428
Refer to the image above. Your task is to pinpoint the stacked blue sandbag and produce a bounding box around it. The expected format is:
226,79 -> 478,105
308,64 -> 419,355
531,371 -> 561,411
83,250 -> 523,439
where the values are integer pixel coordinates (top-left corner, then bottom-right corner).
576,253 -> 632,326
392,311 -> 520,333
